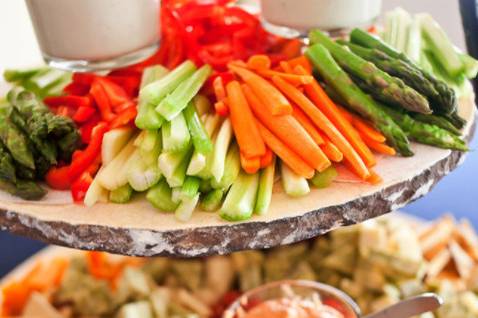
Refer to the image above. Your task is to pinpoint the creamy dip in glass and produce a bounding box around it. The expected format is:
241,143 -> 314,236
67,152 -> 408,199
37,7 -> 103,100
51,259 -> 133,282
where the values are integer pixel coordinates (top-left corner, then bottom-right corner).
25,0 -> 160,71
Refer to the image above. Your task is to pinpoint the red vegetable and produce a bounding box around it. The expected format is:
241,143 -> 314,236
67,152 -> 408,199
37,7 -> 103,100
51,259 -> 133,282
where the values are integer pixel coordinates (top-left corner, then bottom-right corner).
109,106 -> 137,129
90,79 -> 116,122
45,166 -> 71,190
73,107 -> 96,123
44,95 -> 91,108
71,172 -> 93,202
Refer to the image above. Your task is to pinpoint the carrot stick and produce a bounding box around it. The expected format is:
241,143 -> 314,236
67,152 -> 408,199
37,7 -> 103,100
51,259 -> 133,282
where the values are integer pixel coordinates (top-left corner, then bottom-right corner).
247,54 -> 271,70
296,66 -> 376,168
280,39 -> 302,59
360,133 -> 397,156
256,121 -> 315,178
292,106 -> 324,145
319,133 -> 344,162
257,69 -> 314,85
279,61 -> 294,74
242,84 -> 330,172
215,100 -> 229,117
228,64 -> 292,115
366,170 -> 383,185
240,152 -> 261,174
288,56 -> 313,74
272,75 -> 370,179
226,81 -> 266,158
260,147 -> 274,168
213,76 -> 227,101
351,115 -> 386,143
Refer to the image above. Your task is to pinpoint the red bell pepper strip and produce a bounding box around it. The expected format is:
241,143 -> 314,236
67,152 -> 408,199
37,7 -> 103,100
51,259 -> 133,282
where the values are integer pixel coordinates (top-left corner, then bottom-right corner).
68,122 -> 108,182
63,82 -> 90,96
109,106 -> 137,129
90,79 -> 116,122
45,166 -> 71,190
105,76 -> 141,98
71,172 -> 93,202
44,95 -> 92,108
94,78 -> 130,108
72,73 -> 97,86
73,107 -> 96,123
79,114 -> 101,144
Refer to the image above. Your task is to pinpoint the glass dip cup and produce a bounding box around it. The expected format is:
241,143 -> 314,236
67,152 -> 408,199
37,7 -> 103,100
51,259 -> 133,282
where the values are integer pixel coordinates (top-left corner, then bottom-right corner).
223,280 -> 361,318
25,0 -> 160,71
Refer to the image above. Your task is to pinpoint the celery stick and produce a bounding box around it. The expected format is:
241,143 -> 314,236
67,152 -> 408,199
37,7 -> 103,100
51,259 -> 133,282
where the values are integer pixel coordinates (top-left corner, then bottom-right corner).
134,131 -> 146,147
140,130 -> 161,153
281,162 -> 310,197
140,60 -> 196,105
156,65 -> 212,120
127,137 -> 162,192
180,176 -> 200,200
211,143 -> 240,190
220,172 -> 259,221
146,180 -> 179,212
97,137 -> 137,191
460,53 -> 478,79
205,113 -> 222,137
162,112 -> 191,153
211,119 -> 233,183
84,168 -> 109,207
255,157 -> 276,215
175,193 -> 200,222
171,187 -> 181,204
199,179 -> 212,193
193,94 -> 211,116
200,189 -> 224,212
158,146 -> 192,180
166,148 -> 193,187
184,102 -> 213,154
109,184 -> 133,204
418,13 -> 464,77
140,65 -> 169,89
102,127 -> 134,165
394,8 -> 412,53
406,17 -> 422,63
186,152 -> 207,176
310,166 -> 338,189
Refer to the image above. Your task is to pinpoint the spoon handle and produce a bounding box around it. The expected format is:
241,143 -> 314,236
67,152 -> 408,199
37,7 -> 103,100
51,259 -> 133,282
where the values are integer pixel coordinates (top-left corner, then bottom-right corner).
363,293 -> 443,318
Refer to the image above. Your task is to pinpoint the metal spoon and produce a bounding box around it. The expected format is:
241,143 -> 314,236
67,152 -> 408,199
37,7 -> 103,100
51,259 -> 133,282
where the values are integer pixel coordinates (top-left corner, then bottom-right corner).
364,293 -> 443,318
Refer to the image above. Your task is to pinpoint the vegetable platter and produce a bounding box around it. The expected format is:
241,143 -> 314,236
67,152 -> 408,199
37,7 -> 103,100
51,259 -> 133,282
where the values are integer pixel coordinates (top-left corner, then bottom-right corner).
0,2 -> 476,257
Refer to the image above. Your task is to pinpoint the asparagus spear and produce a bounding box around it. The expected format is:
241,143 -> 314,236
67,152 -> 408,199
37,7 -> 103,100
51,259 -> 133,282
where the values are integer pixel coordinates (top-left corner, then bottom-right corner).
306,44 -> 413,156
0,142 -> 17,184
349,28 -> 459,118
379,105 -> 468,151
309,29 -> 431,115
411,113 -> 462,136
0,179 -> 46,200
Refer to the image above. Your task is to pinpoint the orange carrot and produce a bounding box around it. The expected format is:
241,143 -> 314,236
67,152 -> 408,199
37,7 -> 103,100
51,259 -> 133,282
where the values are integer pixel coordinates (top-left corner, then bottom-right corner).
240,152 -> 261,174
297,66 -> 377,168
280,61 -> 294,74
228,64 -> 292,115
215,100 -> 229,117
351,115 -> 386,143
226,81 -> 266,158
213,76 -> 227,101
272,75 -> 370,179
360,133 -> 397,156
257,69 -> 314,85
2,281 -> 31,315
247,54 -> 271,70
260,147 -> 274,168
280,39 -> 302,59
256,121 -> 315,178
288,56 -> 313,74
319,133 -> 344,162
291,106 -> 324,145
366,170 -> 383,185
242,84 -> 330,172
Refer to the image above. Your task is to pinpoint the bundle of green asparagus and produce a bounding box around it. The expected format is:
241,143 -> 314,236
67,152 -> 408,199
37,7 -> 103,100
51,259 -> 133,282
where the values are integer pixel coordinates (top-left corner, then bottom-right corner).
0,82 -> 80,200
307,28 -> 470,156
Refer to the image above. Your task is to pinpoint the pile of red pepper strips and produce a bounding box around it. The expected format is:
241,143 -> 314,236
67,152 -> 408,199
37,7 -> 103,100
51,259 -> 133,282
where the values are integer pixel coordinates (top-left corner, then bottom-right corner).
42,0 -> 300,202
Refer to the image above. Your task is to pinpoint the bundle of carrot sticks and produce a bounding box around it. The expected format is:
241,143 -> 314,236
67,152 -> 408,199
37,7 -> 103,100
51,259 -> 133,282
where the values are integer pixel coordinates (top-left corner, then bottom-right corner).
212,55 -> 395,184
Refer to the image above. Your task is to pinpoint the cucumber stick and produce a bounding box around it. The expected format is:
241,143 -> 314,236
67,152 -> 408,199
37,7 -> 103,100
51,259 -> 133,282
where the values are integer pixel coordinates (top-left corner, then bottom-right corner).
255,157 -> 276,215
139,60 -> 196,106
211,143 -> 240,190
101,127 -> 135,165
310,166 -> 337,188
162,112 -> 191,153
281,162 -> 310,197
211,119 -> 233,183
97,137 -> 137,191
109,184 -> 133,204
220,172 -> 259,221
184,102 -> 213,154
200,189 -> 224,212
418,13 -> 464,77
146,180 -> 179,212
175,193 -> 200,222
156,65 -> 212,120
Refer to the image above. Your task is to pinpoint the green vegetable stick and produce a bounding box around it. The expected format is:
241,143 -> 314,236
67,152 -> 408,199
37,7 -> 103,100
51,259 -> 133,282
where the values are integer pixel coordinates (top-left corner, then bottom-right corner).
180,176 -> 201,200
211,143 -> 240,190
109,184 -> 134,204
255,156 -> 276,215
162,112 -> 191,153
281,161 -> 310,197
211,118 -> 233,183
166,148 -> 193,188
175,193 -> 200,222
184,102 -> 213,154
200,189 -> 224,212
140,65 -> 169,89
220,172 -> 259,221
158,146 -> 192,180
310,166 -> 338,188
146,179 -> 179,212
156,65 -> 212,120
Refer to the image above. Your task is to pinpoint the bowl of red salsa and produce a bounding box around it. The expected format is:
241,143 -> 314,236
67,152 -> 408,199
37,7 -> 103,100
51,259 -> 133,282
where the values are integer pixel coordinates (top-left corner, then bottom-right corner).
223,280 -> 360,318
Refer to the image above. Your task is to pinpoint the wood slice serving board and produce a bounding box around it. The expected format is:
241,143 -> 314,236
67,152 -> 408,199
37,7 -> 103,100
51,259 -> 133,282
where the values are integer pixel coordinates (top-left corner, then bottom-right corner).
0,87 -> 475,257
